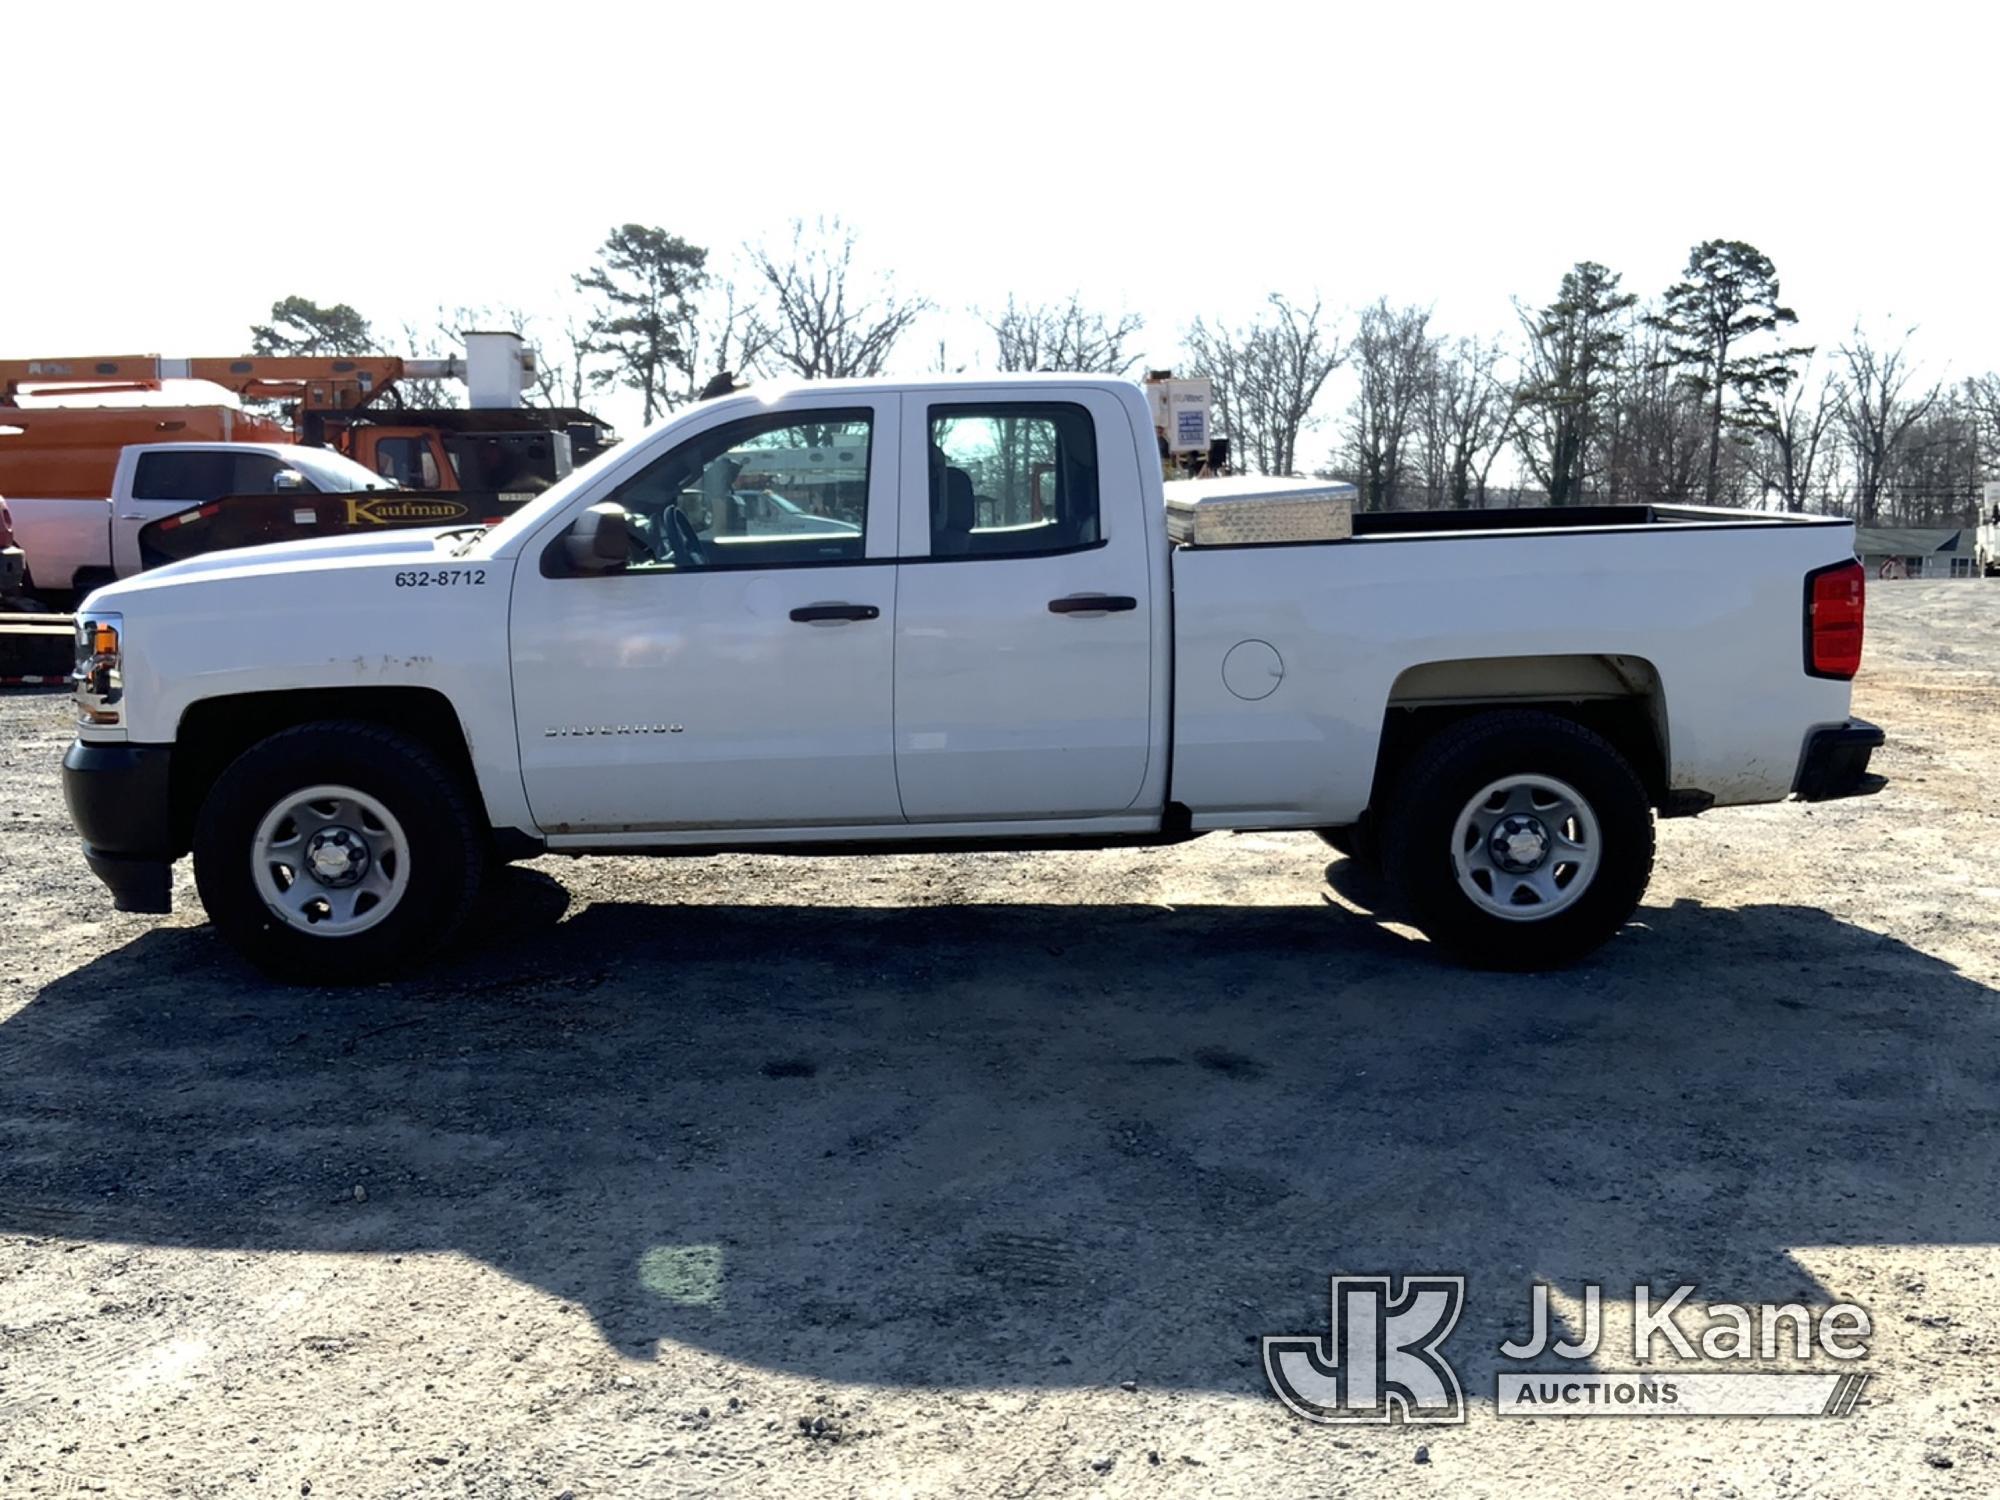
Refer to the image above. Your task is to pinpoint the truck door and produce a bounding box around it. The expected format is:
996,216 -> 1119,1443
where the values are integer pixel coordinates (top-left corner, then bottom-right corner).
111,448 -> 300,577
358,431 -> 448,490
892,389 -> 1157,821
508,397 -> 903,834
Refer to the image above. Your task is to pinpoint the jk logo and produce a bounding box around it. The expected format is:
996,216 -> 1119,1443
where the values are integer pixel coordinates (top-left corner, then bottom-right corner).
1263,1275 -> 1467,1425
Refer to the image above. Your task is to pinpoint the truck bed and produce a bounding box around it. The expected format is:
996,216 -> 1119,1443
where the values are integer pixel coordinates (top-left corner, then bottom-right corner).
1167,505 -> 1860,828
1349,503 -> 1844,539
1165,500 -> 1847,546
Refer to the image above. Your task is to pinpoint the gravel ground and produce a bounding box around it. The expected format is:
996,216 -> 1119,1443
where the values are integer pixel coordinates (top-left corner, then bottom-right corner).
2,580 -> 1997,1498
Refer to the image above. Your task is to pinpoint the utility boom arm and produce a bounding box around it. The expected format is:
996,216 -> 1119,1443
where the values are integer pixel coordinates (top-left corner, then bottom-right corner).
1,341 -> 536,412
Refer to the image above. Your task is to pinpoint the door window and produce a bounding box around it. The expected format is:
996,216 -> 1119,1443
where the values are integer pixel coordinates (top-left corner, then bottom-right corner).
131,450 -> 311,500
133,450 -> 230,501
374,437 -> 440,489
229,453 -> 296,492
579,409 -> 872,572
926,403 -> 1099,558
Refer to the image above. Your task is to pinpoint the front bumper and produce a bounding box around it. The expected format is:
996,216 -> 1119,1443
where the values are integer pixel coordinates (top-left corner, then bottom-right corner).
62,740 -> 175,914
1793,719 -> 1887,802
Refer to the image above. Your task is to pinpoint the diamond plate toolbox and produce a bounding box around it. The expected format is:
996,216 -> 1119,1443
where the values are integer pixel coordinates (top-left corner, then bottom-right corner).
1164,477 -> 1358,546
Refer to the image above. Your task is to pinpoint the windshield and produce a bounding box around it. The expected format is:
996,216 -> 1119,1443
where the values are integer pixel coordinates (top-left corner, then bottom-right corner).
288,447 -> 401,493
464,395 -> 813,557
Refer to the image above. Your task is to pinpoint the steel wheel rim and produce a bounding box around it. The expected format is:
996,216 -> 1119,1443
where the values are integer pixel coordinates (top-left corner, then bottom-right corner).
1451,773 -> 1601,923
250,783 -> 410,937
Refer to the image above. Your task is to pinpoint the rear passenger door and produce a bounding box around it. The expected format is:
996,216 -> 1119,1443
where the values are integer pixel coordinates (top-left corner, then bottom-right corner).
893,388 -> 1156,821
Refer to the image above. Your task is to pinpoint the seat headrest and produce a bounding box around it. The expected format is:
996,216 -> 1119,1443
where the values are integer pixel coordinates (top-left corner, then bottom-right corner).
943,467 -> 975,530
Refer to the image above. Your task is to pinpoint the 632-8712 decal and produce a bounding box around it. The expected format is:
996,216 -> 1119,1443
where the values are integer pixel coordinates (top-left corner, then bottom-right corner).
394,568 -> 487,588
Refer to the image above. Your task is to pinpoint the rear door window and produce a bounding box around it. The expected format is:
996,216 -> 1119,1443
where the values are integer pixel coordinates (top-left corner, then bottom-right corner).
131,450 -> 235,501
925,403 -> 1100,558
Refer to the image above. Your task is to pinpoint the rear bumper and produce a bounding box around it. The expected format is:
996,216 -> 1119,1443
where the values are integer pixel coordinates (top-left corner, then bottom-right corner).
62,740 -> 175,914
1793,719 -> 1886,802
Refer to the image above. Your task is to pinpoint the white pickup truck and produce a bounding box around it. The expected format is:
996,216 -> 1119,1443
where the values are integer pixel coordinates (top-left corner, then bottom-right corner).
61,375 -> 1885,980
14,440 -> 395,593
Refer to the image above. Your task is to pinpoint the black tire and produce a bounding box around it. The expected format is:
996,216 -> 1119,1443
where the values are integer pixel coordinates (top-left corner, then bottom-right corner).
192,721 -> 484,983
1379,710 -> 1653,969
1315,822 -> 1377,868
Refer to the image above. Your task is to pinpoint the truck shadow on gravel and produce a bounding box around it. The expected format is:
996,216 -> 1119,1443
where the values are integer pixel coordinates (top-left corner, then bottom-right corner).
4,867 -> 1997,1397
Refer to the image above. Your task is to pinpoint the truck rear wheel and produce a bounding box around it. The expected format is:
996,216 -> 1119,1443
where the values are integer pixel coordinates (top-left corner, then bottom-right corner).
1380,711 -> 1653,969
192,721 -> 484,982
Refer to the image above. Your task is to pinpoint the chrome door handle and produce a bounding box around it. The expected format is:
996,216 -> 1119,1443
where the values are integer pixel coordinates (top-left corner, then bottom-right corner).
789,603 -> 880,623
1047,594 -> 1138,615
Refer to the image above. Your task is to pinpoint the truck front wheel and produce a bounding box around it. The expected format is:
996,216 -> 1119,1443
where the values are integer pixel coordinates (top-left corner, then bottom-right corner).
1314,822 -> 1375,867
1380,711 -> 1653,969
192,721 -> 484,982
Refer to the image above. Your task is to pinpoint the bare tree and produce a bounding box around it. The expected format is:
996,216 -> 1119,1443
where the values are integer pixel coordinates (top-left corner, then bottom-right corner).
393,317 -> 458,408
1344,300 -> 1435,510
750,218 -> 928,379
1602,319 -> 1711,504
669,271 -> 773,406
533,312 -> 604,409
1185,294 -> 1346,476
1967,373 -> 2000,485
986,294 -> 1143,374
1416,336 -> 1513,509
1750,356 -> 1838,511
1835,326 -> 1939,526
1888,390 -> 1986,527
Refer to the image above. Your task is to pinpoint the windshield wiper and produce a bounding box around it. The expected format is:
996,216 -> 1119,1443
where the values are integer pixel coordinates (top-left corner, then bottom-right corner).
443,525 -> 492,558
432,524 -> 486,556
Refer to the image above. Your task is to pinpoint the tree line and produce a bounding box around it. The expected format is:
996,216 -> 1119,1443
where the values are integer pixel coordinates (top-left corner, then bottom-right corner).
1319,246 -> 1997,527
248,229 -> 1999,528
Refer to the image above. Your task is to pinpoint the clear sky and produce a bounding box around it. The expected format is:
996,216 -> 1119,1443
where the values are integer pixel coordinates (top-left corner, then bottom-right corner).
3,0 -> 1993,447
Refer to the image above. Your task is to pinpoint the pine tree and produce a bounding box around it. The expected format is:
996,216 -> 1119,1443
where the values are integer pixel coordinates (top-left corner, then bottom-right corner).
250,297 -> 375,357
1514,263 -> 1635,506
574,225 -> 709,423
1648,241 -> 1811,503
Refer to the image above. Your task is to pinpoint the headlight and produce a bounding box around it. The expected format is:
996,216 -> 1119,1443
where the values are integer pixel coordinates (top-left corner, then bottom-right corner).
73,610 -> 123,726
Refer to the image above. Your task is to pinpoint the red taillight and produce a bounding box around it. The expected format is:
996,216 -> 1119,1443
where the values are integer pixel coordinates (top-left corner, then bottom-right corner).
1806,559 -> 1865,679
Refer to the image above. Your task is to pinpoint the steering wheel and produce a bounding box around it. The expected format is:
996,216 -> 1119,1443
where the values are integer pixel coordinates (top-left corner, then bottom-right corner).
664,506 -> 707,568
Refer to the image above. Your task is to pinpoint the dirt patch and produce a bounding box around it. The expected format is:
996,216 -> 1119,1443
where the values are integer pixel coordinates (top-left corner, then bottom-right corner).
2,580 -> 1998,1497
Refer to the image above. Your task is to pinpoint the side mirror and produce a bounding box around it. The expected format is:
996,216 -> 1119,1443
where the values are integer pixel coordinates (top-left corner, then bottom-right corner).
564,502 -> 636,571
271,469 -> 306,492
